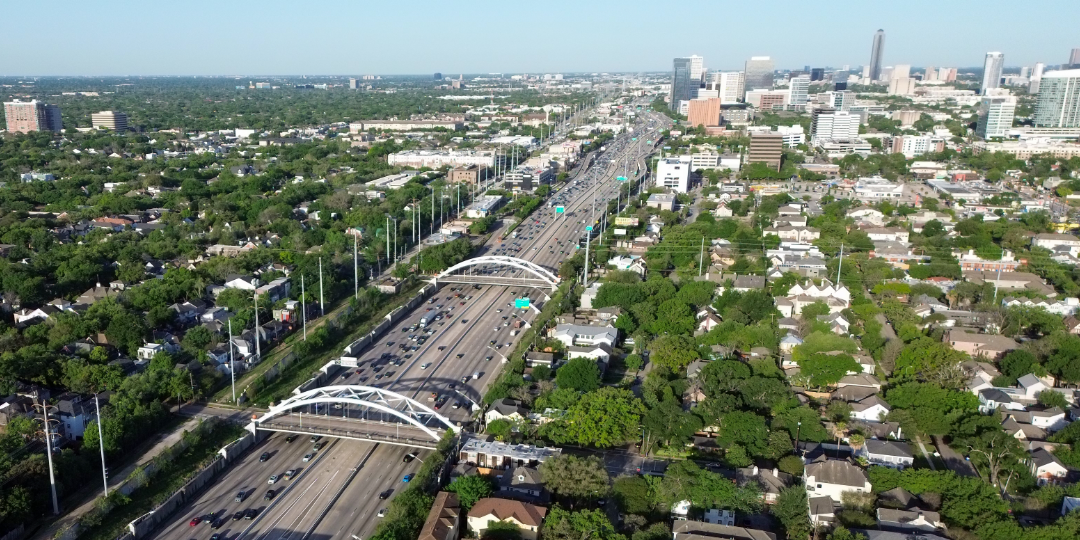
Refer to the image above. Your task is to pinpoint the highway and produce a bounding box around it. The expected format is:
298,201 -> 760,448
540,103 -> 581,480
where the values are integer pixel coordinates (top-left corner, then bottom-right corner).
150,103 -> 671,540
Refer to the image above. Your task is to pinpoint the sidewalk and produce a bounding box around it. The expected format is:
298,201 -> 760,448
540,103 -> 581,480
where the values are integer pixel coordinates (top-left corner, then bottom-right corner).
31,416 -> 202,540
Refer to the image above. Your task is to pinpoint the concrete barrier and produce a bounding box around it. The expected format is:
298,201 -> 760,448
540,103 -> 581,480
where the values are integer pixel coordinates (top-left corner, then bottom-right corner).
338,356 -> 359,368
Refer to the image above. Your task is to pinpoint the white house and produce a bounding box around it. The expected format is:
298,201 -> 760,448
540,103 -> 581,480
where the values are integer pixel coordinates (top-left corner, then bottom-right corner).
846,208 -> 885,226
862,227 -> 910,243
485,399 -> 528,425
607,255 -> 646,276
876,509 -> 944,533
566,343 -> 612,363
804,459 -> 872,503
551,324 -> 617,349
1030,448 -> 1070,485
224,274 -> 259,291
850,395 -> 890,422
858,440 -> 915,469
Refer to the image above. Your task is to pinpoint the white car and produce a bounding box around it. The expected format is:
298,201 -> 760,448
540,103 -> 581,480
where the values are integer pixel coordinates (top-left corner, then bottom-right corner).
268,474 -> 280,484
421,363 -> 431,369
377,509 -> 387,518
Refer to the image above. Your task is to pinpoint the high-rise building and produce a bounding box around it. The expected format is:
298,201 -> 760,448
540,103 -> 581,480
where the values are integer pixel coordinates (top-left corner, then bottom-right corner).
1034,70 -> 1080,128
891,65 -> 911,80
349,78 -> 359,89
981,52 -> 1005,95
687,98 -> 722,128
888,78 -> 916,96
924,66 -> 937,81
976,97 -> 1016,138
744,57 -> 774,91
1030,62 -> 1046,94
1020,66 -> 1032,79
939,68 -> 957,82
1071,48 -> 1080,65
747,133 -> 783,171
810,68 -> 825,81
3,100 -> 62,133
656,156 -> 692,193
811,108 -> 860,141
835,82 -> 848,91
712,71 -> 745,103
670,57 -> 696,114
688,55 -> 705,85
823,91 -> 853,111
869,30 -> 886,82
434,73 -> 443,80
789,75 -> 810,107
91,111 -> 128,132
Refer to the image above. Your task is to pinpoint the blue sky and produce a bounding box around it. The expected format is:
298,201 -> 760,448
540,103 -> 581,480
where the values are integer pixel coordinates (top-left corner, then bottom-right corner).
3,0 -> 1077,76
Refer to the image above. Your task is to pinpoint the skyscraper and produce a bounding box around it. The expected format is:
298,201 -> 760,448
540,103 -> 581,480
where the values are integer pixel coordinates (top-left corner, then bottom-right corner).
92,111 -> 128,131
869,30 -> 885,82
789,75 -> 810,107
1030,62 -> 1046,94
810,68 -> 824,81
665,56 -> 691,112
924,66 -> 937,81
1071,48 -> 1080,65
712,71 -> 745,103
976,96 -> 1016,139
3,100 -> 62,133
981,52 -> 1005,95
688,55 -> 705,85
744,57 -> 774,91
1034,69 -> 1080,128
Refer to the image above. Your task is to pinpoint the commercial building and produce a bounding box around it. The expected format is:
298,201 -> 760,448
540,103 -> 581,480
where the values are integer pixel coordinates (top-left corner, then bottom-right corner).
1030,63 -> 1046,94
656,156 -> 692,193
670,56 -> 703,114
465,195 -> 505,218
503,166 -> 554,193
687,98 -> 722,127
981,52 -> 1005,95
744,56 -> 774,91
350,120 -> 463,131
448,164 -> 486,185
817,139 -> 873,158
1034,70 -> 1080,128
712,71 -> 745,103
811,68 -> 825,81
789,75 -> 810,107
869,30 -> 886,82
811,108 -> 860,141
889,135 -> 945,158
888,78 -> 916,96
976,96 -> 1017,139
1072,49 -> 1080,66
973,139 -> 1080,159
745,89 -> 788,110
747,133 -> 783,171
853,177 -> 903,199
387,149 -> 500,169
690,151 -> 741,171
4,100 -> 62,133
91,111 -> 128,132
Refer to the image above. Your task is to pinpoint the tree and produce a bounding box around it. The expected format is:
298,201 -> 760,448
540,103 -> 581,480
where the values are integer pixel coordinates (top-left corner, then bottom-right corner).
712,411 -> 769,457
542,507 -> 624,540
1037,389 -> 1070,410
798,353 -> 860,389
487,419 -> 514,441
556,358 -> 601,392
656,460 -> 762,514
773,406 -> 830,443
624,354 -> 643,372
541,387 -> 645,448
828,526 -> 867,540
965,429 -> 1024,489
540,455 -> 611,503
649,335 -> 699,372
480,521 -> 523,540
774,486 -> 812,540
446,474 -> 495,510
893,337 -> 969,389
778,455 -> 804,476
644,397 -> 703,450
612,476 -> 655,515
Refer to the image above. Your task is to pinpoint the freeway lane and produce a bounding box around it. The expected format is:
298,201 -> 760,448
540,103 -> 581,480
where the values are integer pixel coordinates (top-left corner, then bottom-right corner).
149,105 -> 667,540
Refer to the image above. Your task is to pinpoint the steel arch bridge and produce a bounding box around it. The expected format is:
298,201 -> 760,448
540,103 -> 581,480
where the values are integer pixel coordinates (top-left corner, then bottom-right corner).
252,385 -> 458,441
432,256 -> 560,291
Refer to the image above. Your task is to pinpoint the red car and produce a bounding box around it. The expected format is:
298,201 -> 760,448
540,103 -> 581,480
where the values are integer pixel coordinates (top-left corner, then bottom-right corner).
189,517 -> 202,526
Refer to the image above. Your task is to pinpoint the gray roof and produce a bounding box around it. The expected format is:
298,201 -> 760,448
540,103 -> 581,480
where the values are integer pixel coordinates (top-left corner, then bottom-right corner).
864,440 -> 913,459
805,459 -> 869,487
1031,447 -> 1065,468
489,398 -> 527,417
852,530 -> 948,540
980,388 -> 1013,403
808,496 -> 836,516
672,520 -> 776,540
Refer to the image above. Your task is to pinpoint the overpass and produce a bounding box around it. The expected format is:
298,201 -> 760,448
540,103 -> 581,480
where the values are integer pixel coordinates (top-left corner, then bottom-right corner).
431,256 -> 560,292
248,385 -> 458,450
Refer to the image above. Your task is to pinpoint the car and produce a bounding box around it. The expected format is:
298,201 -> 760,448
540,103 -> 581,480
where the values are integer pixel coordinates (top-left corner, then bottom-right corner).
461,374 -> 470,383
438,345 -> 446,351
233,510 -> 244,521
452,401 -> 462,409
190,517 -> 202,526
461,319 -> 468,324
303,453 -> 314,462
310,435 -> 321,443
485,356 -> 493,362
264,489 -> 276,501
359,376 -> 369,383
379,489 -> 393,500
268,474 -> 280,484
421,362 -> 431,369
456,353 -> 464,358
211,518 -> 225,529
375,373 -> 384,381
403,474 -> 414,483
211,533 -> 223,540
235,490 -> 247,502
285,435 -> 298,443
284,469 -> 297,480
429,392 -> 438,401
474,371 -> 482,379
314,441 -> 326,451
377,509 -> 387,518
403,452 -> 418,463
244,508 -> 258,520
259,452 -> 270,462
489,340 -> 496,346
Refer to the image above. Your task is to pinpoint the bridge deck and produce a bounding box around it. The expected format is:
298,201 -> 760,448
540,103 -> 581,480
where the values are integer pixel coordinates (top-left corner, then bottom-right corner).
254,415 -> 443,450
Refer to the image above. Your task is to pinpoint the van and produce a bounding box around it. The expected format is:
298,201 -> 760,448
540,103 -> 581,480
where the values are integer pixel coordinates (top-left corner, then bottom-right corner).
473,371 -> 481,380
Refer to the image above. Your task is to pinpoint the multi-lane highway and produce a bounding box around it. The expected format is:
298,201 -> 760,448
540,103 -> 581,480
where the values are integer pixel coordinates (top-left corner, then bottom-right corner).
152,104 -> 671,540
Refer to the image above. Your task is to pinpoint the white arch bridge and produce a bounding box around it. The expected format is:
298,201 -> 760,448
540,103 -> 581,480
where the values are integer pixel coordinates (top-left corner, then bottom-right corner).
248,385 -> 458,450
432,256 -> 560,291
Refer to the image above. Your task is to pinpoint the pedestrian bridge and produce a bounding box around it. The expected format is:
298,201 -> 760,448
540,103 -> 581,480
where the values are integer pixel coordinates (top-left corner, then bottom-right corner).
432,256 -> 560,291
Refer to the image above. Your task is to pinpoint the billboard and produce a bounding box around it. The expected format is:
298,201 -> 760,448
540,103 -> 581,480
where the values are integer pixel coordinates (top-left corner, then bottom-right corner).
614,228 -> 627,236
614,217 -> 639,227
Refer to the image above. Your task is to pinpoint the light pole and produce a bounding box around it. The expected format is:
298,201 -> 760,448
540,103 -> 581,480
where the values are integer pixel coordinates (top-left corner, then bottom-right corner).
94,392 -> 108,498
228,319 -> 236,400
794,421 -> 803,456
33,392 -> 60,515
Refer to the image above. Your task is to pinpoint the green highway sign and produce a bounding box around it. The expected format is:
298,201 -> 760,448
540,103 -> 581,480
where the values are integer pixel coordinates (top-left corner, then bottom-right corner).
514,298 -> 531,309
556,206 -> 565,214
646,140 -> 652,144
632,138 -> 637,141
617,176 -> 627,182
586,226 -> 593,231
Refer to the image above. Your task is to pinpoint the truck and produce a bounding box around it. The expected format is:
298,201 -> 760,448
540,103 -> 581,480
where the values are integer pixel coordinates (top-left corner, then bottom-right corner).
419,317 -> 429,328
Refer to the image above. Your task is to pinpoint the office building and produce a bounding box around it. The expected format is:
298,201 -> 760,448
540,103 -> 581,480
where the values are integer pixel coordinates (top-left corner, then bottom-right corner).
687,98 -> 722,127
824,91 -> 853,111
810,68 -> 825,81
1071,49 -> 1080,66
789,75 -> 810,107
656,156 -> 692,193
811,109 -> 860,141
924,66 -> 937,81
747,134 -> 783,171
91,111 -> 128,132
1034,70 -> 1080,128
888,78 -> 917,96
891,65 -> 911,80
745,90 -> 787,110
869,30 -> 886,82
1030,62 -> 1046,93
434,73 -> 443,80
939,68 -> 957,82
889,135 -> 945,158
670,57 -> 698,115
349,78 -> 359,89
688,55 -> 705,85
3,100 -> 62,133
744,57 -> 774,91
981,52 -> 1005,95
712,71 -> 745,103
835,82 -> 848,91
976,96 -> 1017,138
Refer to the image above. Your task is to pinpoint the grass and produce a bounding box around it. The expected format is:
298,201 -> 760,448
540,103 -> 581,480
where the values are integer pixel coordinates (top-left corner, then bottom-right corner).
79,422 -> 245,540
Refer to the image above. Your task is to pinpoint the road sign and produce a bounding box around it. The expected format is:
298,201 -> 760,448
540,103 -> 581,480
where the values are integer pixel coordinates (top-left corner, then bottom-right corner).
514,298 -> 531,309
632,138 -> 637,141
617,176 -> 627,182
556,206 -> 565,214
663,146 -> 671,150
646,140 -> 652,144
585,226 -> 593,231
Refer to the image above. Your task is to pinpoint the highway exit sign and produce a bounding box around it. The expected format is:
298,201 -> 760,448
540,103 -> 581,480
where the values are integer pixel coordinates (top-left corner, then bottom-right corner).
585,226 -> 593,231
556,206 -> 565,214
617,176 -> 627,182
514,298 -> 530,309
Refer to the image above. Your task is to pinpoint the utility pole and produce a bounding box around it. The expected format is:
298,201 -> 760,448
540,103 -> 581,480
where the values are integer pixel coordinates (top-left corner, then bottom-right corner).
34,393 -> 59,515
318,257 -> 325,317
94,392 -> 108,498
699,236 -> 705,276
385,217 -> 390,270
253,290 -> 260,359
228,320 -> 235,401
583,228 -> 591,287
836,243 -> 844,285
431,186 -> 435,235
353,232 -> 358,299
301,275 -> 307,340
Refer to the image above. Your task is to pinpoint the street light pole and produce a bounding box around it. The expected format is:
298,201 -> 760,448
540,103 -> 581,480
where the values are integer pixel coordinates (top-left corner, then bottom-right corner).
228,319 -> 235,401
319,257 -> 325,317
34,393 -> 60,515
95,393 -> 108,498
301,274 -> 307,340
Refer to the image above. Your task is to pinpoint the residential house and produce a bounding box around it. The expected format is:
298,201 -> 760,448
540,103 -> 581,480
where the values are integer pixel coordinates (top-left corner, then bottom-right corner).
607,255 -> 647,276
809,496 -> 837,527
945,329 -> 1018,359
466,498 -> 546,540
1001,297 -> 1080,316
876,508 -> 944,533
765,225 -> 821,242
14,305 -> 58,325
1032,233 -> 1080,250
863,227 -> 910,243
817,313 -> 850,335
76,283 -> 115,306
779,333 -> 803,354
56,393 -> 99,440
1063,496 -> 1080,516
850,395 -> 890,422
736,466 -> 793,504
963,271 -> 1057,297
566,343 -> 612,365
257,277 -> 292,303
804,459 -> 872,502
1001,414 -> 1048,442
851,531 -> 948,540
979,388 -> 1026,413
486,399 -> 528,425
672,520 -> 776,540
1029,448 -> 1070,485
498,466 -> 548,503
551,324 -> 617,349
224,274 -> 260,291
837,374 -> 883,391
458,437 -> 562,470
846,208 -> 885,227
858,440 -> 915,469
419,492 -> 461,540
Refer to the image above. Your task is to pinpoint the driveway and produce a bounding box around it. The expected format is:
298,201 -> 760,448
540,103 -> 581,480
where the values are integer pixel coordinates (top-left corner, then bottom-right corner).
932,435 -> 979,478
